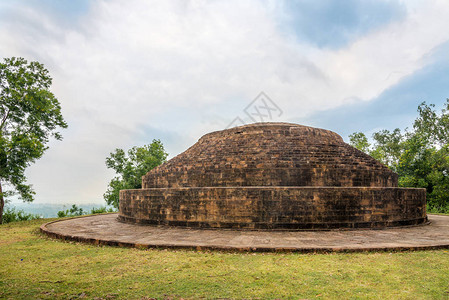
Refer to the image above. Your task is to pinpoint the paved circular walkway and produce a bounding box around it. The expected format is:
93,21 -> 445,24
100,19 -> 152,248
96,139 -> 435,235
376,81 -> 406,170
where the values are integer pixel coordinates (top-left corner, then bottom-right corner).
41,214 -> 449,252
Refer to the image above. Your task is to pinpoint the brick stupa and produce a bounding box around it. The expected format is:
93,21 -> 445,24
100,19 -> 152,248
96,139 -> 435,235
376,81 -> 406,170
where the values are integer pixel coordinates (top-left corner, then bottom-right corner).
119,123 -> 427,230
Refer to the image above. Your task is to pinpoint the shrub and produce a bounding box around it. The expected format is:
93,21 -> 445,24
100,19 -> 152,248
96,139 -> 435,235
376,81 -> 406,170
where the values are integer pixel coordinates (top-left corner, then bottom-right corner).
2,207 -> 41,223
90,206 -> 116,214
57,204 -> 116,218
57,204 -> 84,218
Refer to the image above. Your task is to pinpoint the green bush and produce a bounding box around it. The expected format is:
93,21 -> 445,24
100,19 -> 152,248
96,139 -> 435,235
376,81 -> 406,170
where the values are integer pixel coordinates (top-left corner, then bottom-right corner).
427,203 -> 449,214
57,204 -> 85,218
57,204 -> 116,218
2,207 -> 41,223
90,206 -> 116,214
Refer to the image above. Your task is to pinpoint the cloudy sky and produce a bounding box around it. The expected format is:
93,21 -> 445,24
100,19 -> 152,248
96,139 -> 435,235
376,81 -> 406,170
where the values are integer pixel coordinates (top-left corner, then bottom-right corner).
1,0 -> 449,205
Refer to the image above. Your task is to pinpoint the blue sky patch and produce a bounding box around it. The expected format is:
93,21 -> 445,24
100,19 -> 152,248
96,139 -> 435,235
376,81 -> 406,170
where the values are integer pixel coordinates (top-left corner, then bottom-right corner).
0,0 -> 91,29
280,0 -> 406,49
30,0 -> 90,18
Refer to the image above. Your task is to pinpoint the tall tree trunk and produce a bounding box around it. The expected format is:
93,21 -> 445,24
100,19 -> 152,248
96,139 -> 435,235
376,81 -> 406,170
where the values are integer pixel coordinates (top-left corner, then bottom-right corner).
0,181 -> 4,224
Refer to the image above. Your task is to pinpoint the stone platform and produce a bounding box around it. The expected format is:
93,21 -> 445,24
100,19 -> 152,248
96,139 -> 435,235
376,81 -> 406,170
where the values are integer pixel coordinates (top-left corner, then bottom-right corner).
41,213 -> 449,252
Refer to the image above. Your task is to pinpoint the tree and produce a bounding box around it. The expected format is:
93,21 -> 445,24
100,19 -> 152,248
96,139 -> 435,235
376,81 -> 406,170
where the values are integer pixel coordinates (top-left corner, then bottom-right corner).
349,100 -> 449,212
104,140 -> 168,209
348,132 -> 370,153
0,57 -> 67,224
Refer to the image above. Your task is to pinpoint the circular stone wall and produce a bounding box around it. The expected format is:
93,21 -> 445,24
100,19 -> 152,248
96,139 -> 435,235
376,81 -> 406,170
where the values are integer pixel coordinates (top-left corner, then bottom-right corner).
119,123 -> 427,230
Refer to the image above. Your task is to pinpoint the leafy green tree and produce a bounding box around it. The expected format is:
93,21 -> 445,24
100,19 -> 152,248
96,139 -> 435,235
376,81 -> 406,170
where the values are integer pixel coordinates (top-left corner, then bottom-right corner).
104,140 -> 168,209
0,57 -> 67,224
371,128 -> 403,170
349,132 -> 370,153
349,100 -> 449,212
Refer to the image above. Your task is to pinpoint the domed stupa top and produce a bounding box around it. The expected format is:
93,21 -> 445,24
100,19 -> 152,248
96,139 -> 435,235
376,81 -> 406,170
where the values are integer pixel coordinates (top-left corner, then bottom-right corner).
143,122 -> 397,189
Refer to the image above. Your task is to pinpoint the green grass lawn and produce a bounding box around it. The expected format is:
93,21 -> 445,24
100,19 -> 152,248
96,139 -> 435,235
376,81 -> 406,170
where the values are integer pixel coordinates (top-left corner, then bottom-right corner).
1,218 -> 448,299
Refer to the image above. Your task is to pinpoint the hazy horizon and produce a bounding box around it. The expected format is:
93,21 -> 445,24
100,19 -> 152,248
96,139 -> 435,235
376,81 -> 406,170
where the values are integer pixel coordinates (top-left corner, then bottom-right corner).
6,202 -> 114,218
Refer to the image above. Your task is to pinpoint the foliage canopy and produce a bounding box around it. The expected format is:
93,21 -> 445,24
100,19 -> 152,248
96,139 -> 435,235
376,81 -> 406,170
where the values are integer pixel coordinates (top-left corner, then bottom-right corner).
0,57 -> 67,223
349,100 -> 449,212
104,140 -> 168,208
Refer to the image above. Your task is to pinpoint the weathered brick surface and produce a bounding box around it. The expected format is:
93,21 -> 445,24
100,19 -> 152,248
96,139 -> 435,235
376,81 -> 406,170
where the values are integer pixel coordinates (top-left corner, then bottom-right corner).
119,187 -> 426,229
119,122 -> 426,230
143,123 -> 398,188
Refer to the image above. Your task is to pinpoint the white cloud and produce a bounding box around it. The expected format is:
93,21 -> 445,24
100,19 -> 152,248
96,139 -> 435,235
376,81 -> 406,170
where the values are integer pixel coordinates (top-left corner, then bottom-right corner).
1,0 -> 449,204
317,1 -> 449,105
